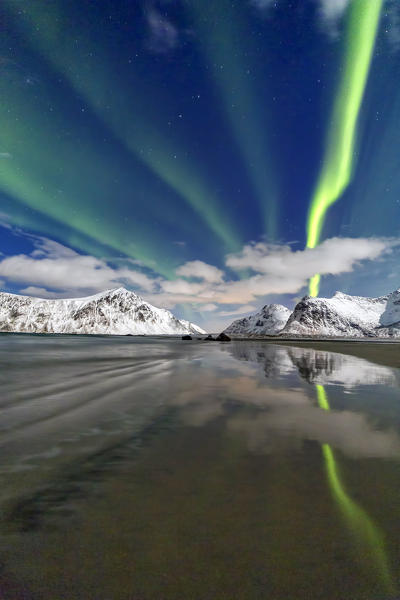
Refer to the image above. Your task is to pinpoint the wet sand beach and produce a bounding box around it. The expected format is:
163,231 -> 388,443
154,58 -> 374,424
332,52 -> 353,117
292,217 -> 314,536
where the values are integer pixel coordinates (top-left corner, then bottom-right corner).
0,334 -> 399,599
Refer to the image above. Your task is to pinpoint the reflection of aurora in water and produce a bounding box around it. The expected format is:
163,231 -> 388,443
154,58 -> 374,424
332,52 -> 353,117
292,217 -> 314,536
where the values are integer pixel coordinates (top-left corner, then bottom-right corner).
316,384 -> 396,594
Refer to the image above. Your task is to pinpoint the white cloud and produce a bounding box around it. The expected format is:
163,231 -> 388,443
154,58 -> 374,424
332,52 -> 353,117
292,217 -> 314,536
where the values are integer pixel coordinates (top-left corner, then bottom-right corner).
176,260 -> 224,283
250,0 -> 351,35
226,237 -> 393,280
20,286 -> 65,299
218,305 -> 257,317
318,0 -> 350,21
150,236 -> 397,309
0,231 -> 397,329
0,236 -> 157,295
316,0 -> 351,36
0,152 -> 12,159
161,279 -> 205,296
145,7 -> 178,54
31,237 -> 78,259
199,303 -> 218,312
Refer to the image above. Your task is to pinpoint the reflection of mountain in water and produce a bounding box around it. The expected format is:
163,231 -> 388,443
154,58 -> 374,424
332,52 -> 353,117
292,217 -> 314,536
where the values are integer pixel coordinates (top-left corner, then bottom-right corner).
224,343 -> 294,379
1,336 -> 400,535
287,347 -> 398,388
227,343 -> 398,389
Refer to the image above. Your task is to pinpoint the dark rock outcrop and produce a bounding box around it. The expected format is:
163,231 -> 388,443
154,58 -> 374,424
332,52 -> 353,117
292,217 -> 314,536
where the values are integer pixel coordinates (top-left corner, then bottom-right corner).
216,332 -> 231,341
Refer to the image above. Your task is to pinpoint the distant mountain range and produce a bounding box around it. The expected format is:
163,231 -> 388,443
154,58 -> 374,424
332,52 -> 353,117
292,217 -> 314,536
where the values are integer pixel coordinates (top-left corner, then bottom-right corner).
224,289 -> 400,338
0,288 -> 205,335
2,286 -> 400,338
224,304 -> 291,336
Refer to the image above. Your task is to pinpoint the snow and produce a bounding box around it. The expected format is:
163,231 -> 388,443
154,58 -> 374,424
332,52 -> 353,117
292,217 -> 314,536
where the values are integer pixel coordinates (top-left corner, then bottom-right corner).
224,304 -> 291,336
282,289 -> 400,338
0,287 -> 206,336
223,288 -> 400,338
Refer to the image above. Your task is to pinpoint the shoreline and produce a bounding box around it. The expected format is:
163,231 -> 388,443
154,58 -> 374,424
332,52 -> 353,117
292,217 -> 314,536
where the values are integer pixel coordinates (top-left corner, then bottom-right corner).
1,331 -> 399,369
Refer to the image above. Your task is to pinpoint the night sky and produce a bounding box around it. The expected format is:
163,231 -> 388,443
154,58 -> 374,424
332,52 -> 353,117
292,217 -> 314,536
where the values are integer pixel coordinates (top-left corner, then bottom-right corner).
1,0 -> 400,329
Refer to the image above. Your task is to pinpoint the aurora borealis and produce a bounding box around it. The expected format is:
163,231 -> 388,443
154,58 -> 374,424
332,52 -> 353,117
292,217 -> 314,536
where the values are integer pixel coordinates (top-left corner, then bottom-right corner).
306,0 -> 383,296
1,0 -> 400,328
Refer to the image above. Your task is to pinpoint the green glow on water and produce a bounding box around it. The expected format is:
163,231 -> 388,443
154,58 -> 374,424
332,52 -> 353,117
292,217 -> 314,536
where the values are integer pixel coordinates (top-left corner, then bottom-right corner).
316,384 -> 395,594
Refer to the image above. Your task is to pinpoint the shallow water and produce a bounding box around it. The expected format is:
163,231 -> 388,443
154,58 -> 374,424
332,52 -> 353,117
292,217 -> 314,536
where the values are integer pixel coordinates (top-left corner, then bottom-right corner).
0,334 -> 400,599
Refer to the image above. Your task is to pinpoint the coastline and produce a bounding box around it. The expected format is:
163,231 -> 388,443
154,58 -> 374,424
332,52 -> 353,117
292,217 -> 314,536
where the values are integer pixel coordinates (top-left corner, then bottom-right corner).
1,330 -> 400,369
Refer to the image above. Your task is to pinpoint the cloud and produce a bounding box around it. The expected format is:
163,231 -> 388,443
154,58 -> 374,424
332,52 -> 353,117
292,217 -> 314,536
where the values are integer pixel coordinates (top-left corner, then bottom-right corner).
160,279 -> 205,296
226,237 -> 394,279
250,0 -> 277,11
0,229 -> 397,327
0,152 -> 12,159
0,236 -> 158,295
250,0 -> 351,35
218,305 -> 257,317
145,7 -> 178,54
316,0 -> 351,36
19,286 -> 65,299
176,260 -> 224,283
199,303 -> 218,312
148,237 -> 397,309
30,237 -> 78,259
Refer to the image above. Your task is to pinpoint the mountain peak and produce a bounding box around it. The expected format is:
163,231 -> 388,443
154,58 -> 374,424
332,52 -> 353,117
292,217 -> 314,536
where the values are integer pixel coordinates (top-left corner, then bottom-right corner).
224,288 -> 400,338
224,303 -> 291,335
282,288 -> 400,337
0,289 -> 205,335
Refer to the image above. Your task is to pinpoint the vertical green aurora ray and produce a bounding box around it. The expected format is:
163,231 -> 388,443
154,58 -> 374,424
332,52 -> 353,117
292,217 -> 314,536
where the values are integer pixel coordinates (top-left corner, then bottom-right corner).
187,0 -> 277,239
4,1 -> 240,252
316,385 -> 395,593
306,0 -> 383,296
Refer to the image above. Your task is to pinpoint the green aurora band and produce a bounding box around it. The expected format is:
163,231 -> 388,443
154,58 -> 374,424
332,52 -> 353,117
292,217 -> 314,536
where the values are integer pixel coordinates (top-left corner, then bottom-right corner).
307,0 -> 383,296
187,0 -> 277,239
0,73 -> 183,277
316,385 -> 395,594
4,1 -> 240,253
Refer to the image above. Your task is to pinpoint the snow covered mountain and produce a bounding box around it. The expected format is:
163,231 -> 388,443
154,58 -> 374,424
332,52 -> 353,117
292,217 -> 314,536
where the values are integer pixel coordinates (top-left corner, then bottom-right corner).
0,287 -> 206,335
281,289 -> 400,338
224,304 -> 291,336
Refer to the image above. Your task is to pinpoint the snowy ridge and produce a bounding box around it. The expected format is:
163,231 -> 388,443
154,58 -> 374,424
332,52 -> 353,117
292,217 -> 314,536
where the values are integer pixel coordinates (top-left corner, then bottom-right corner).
224,304 -> 291,336
281,289 -> 400,338
223,288 -> 400,338
0,287 -> 206,335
